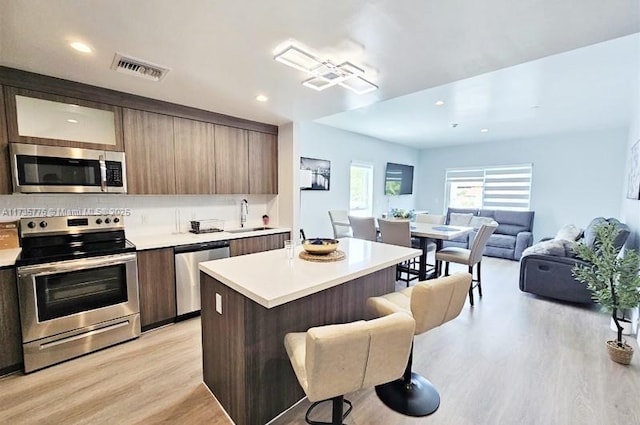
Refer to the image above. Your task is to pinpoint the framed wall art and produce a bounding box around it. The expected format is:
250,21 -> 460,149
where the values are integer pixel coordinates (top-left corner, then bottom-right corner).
626,139 -> 640,200
300,157 -> 331,191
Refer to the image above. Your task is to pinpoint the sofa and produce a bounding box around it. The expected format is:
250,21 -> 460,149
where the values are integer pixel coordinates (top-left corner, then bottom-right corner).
519,217 -> 630,303
443,208 -> 535,260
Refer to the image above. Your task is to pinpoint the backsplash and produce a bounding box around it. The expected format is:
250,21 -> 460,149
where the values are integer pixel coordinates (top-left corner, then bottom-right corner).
0,194 -> 279,237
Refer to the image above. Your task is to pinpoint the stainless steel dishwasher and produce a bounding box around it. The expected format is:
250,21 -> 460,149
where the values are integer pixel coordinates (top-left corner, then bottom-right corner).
174,240 -> 230,316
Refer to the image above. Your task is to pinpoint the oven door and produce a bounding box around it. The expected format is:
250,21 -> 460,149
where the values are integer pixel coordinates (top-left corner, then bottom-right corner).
17,252 -> 139,343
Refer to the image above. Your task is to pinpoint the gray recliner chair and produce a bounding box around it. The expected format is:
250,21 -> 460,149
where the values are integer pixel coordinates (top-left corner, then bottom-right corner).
519,217 -> 630,303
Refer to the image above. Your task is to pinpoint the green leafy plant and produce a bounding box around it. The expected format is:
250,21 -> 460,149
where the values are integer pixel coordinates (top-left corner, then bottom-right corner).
390,208 -> 415,220
572,223 -> 640,347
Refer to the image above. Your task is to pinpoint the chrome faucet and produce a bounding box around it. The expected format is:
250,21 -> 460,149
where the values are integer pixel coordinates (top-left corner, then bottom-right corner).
240,199 -> 248,228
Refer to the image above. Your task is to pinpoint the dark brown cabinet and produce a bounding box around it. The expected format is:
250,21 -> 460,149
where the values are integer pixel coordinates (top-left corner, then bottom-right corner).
4,86 -> 124,151
0,268 -> 22,375
230,232 -> 290,257
0,85 -> 11,194
123,109 -> 176,195
215,125 -> 249,194
137,248 -> 177,330
248,131 -> 278,194
173,117 -> 216,194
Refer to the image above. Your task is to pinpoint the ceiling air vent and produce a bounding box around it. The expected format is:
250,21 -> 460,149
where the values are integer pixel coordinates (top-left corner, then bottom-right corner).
110,53 -> 170,81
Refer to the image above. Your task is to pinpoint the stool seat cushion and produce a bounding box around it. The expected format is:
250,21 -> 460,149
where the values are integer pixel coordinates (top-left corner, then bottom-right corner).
284,313 -> 415,403
368,273 -> 472,335
436,247 -> 471,264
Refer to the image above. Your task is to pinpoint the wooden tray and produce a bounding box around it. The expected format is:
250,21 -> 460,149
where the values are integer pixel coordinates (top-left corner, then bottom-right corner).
299,250 -> 346,262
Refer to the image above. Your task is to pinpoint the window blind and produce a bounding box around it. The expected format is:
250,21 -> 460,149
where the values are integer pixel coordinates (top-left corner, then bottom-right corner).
445,164 -> 532,211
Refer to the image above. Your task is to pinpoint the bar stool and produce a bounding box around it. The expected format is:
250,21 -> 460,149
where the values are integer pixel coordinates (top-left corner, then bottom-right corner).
366,273 -> 472,416
284,312 -> 416,425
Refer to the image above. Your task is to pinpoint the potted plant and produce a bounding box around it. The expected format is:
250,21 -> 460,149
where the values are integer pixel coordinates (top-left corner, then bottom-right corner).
390,208 -> 415,220
572,222 -> 640,365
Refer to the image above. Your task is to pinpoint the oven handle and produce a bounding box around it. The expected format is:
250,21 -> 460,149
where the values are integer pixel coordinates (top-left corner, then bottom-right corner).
17,252 -> 137,277
99,154 -> 107,192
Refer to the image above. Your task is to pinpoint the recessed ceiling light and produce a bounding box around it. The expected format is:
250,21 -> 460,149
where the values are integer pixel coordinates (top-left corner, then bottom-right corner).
480,128 -> 489,133
256,94 -> 269,102
69,41 -> 92,53
435,100 -> 445,106
67,119 -> 79,123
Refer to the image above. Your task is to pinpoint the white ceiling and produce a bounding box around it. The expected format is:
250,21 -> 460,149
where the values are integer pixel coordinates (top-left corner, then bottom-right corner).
1,0 -> 639,147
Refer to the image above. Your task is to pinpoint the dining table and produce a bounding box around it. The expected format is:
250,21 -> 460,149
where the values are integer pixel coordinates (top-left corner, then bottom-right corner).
336,218 -> 473,280
409,222 -> 473,279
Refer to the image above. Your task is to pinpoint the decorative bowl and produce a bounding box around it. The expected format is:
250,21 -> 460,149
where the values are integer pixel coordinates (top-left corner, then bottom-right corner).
301,238 -> 339,255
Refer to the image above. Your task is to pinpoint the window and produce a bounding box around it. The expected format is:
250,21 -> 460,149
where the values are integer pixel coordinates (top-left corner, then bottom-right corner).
445,164 -> 532,211
349,162 -> 374,216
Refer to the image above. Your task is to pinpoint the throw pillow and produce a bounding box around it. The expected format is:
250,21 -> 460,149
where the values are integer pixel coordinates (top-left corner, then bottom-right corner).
521,239 -> 576,257
449,213 -> 473,226
555,224 -> 582,241
469,216 -> 497,229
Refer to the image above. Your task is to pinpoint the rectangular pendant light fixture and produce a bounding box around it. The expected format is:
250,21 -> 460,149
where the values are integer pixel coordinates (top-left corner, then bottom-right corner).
274,42 -> 378,94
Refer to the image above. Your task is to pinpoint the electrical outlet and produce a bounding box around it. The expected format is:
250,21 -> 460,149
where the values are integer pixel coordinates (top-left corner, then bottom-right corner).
215,293 -> 222,314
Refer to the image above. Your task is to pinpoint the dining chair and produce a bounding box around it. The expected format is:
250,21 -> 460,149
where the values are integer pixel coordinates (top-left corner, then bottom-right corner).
366,273 -> 472,416
378,218 -> 420,286
348,215 -> 377,242
284,312 -> 416,425
435,222 -> 498,305
414,213 -> 445,225
412,214 -> 445,275
328,210 -> 351,238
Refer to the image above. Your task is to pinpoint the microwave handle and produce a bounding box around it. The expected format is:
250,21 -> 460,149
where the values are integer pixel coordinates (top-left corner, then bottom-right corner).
99,155 -> 107,192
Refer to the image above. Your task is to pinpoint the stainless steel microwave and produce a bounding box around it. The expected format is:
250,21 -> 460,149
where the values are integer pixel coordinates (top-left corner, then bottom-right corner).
9,143 -> 127,194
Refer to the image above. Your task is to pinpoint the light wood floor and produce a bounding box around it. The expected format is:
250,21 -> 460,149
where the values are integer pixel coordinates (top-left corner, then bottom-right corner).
1,257 -> 639,425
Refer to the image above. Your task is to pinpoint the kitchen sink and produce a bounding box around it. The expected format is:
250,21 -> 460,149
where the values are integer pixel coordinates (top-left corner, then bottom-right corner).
226,227 -> 273,234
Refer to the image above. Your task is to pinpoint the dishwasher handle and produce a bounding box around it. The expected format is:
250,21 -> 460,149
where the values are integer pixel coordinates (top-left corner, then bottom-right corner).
174,240 -> 230,254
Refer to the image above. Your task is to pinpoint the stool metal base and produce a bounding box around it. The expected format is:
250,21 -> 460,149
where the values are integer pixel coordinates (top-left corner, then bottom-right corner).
375,372 -> 440,417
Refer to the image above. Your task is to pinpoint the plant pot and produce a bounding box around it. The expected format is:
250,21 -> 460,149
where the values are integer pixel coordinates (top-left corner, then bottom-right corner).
605,340 -> 634,365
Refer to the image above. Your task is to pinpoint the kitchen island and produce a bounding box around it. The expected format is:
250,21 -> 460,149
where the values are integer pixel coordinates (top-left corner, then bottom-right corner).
199,238 -> 421,425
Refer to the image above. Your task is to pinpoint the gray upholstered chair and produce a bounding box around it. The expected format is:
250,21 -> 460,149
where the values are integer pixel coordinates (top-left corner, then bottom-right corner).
284,312 -> 416,425
328,210 -> 351,239
414,213 -> 445,225
348,215 -> 377,242
366,273 -> 472,416
435,222 -> 498,305
378,218 -> 419,286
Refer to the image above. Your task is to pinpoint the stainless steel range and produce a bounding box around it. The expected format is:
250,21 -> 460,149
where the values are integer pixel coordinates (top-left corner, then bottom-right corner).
16,215 -> 140,372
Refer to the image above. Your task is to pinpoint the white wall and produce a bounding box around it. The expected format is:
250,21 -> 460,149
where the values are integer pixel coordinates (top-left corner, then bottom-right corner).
619,42 -> 640,249
0,194 -> 278,237
417,128 -> 628,240
297,122 -> 420,238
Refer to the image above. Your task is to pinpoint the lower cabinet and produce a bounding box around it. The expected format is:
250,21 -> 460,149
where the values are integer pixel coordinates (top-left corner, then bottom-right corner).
0,267 -> 22,375
137,248 -> 177,331
230,232 -> 290,256
136,233 -> 289,332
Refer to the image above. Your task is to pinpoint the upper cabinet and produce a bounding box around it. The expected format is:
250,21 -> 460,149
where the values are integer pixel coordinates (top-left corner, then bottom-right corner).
0,85 -> 11,194
248,131 -> 277,194
3,87 -> 124,151
215,125 -> 249,194
123,109 -> 176,194
174,117 -> 216,194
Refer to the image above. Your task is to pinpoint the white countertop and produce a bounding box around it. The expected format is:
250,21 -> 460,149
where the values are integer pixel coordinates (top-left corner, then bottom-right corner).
199,238 -> 421,309
128,227 -> 291,250
0,248 -> 22,268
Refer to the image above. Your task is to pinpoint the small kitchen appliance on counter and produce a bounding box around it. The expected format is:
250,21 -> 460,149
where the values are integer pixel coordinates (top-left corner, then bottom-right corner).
190,219 -> 224,234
